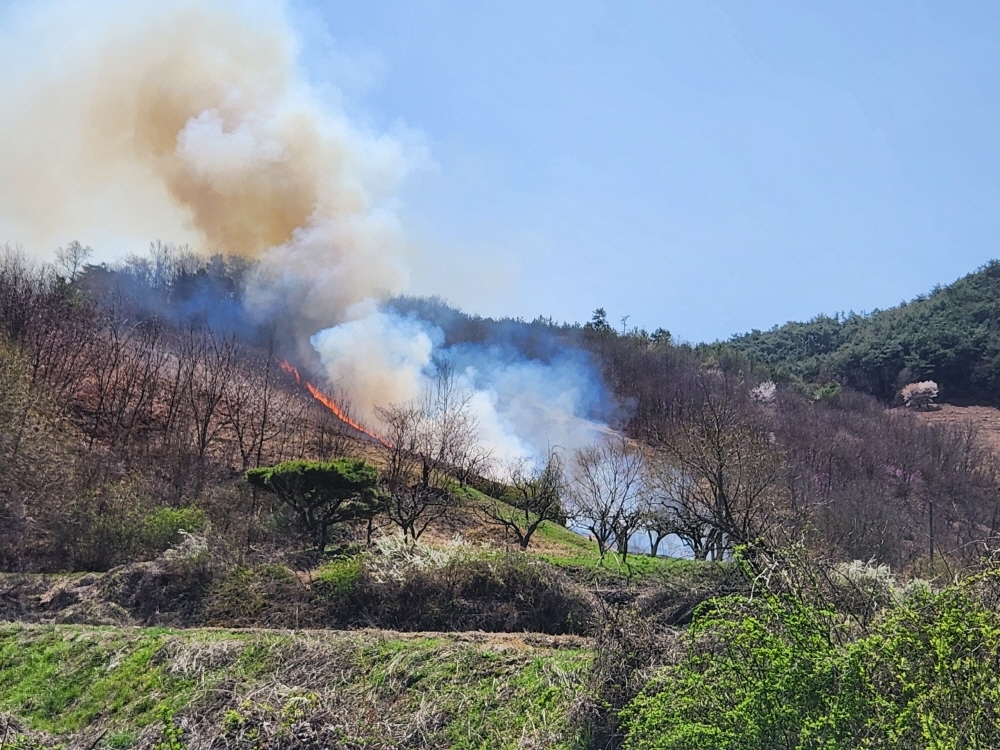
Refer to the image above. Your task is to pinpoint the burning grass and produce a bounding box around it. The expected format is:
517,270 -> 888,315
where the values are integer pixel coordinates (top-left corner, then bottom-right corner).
0,623 -> 592,749
279,359 -> 390,447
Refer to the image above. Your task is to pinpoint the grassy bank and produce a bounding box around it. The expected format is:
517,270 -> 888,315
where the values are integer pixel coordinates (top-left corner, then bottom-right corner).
0,623 -> 592,749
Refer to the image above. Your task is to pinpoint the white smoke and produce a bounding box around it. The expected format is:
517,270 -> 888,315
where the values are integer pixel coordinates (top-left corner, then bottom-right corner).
312,307 -> 612,465
0,0 -> 615,465
0,0 -> 416,329
311,303 -> 441,412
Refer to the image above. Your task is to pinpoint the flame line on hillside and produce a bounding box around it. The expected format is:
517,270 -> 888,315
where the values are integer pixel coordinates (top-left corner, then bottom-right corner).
279,359 -> 300,384
279,360 -> 391,448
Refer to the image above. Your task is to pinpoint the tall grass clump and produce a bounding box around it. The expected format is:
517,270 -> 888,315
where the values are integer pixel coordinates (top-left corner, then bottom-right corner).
314,534 -> 595,633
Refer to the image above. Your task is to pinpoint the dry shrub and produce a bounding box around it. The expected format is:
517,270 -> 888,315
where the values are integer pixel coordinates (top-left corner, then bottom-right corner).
316,541 -> 594,634
204,564 -> 316,628
578,600 -> 681,750
100,535 -> 219,625
633,563 -> 746,627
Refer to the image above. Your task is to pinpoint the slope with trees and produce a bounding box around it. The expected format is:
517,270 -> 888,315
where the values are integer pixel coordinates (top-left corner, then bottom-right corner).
724,260 -> 1000,404
4,243 -> 1000,749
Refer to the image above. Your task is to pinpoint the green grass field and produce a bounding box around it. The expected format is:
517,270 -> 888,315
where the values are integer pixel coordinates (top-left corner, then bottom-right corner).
0,623 -> 593,749
457,485 -> 701,582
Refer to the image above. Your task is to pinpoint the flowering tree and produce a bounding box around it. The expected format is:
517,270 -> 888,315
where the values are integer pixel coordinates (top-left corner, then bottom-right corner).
750,380 -> 777,404
901,381 -> 938,410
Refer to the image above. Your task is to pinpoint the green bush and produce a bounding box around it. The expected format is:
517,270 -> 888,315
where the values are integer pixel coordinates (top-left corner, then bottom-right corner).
61,486 -> 207,572
314,556 -> 364,597
141,507 -> 207,556
621,573 -> 1000,750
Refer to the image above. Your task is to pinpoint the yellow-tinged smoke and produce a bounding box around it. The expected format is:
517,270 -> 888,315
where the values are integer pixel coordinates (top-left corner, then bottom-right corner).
0,0 -> 614,465
0,0 -> 415,323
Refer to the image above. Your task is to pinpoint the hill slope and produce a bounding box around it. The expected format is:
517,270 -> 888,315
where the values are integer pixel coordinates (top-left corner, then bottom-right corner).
725,260 -> 1000,404
0,622 -> 590,749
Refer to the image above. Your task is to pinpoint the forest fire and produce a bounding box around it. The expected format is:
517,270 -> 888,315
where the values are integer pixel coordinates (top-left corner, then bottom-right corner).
278,359 -> 301,384
279,360 -> 391,447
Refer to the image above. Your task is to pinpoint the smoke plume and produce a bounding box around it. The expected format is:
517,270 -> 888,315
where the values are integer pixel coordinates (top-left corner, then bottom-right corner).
0,0 -> 412,326
312,305 -> 614,463
0,0 -> 615,465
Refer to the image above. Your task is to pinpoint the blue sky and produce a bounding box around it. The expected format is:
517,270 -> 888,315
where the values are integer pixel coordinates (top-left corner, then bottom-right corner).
290,1 -> 1000,343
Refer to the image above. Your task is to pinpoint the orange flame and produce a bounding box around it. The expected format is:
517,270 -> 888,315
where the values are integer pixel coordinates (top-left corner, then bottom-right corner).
305,382 -> 391,447
279,359 -> 301,384
279,359 -> 391,448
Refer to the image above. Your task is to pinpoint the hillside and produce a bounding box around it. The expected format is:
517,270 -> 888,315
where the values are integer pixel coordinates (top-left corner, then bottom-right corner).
0,622 -> 591,749
6,247 -> 1000,748
910,403 -> 1000,455
5,245 -> 1000,573
724,260 -> 1000,404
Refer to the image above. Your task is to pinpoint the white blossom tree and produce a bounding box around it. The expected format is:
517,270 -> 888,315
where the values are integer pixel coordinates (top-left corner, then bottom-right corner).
901,380 -> 938,410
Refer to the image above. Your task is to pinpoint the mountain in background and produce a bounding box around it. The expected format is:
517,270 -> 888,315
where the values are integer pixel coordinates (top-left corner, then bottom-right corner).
723,260 -> 1000,405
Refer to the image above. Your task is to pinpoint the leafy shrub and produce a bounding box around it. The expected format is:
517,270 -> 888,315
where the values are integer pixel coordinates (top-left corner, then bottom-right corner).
313,556 -> 364,596
621,573 -> 1000,750
63,494 -> 211,572
140,507 -> 208,557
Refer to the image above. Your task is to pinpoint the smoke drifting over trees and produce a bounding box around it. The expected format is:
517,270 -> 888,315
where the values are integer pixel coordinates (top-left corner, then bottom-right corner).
0,0 -> 413,323
0,0 -> 615,466
1,0 -> 999,579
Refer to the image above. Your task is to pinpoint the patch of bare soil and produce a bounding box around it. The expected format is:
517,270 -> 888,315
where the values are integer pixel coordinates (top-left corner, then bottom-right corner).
910,404 -> 1000,455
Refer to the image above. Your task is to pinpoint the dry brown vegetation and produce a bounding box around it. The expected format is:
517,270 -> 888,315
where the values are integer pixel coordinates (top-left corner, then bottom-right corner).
6,249 -> 1000,750
3,242 -> 1000,591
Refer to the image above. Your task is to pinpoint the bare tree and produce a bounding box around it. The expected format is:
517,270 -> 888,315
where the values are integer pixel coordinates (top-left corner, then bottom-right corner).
185,329 -> 237,487
266,388 -> 312,464
657,372 -> 784,559
14,261 -> 95,402
642,454 -> 714,559
310,393 -> 358,461
54,241 -> 93,282
567,435 -> 647,561
222,347 -> 279,471
376,401 -> 449,542
118,241 -> 201,291
420,363 -> 481,477
478,450 -> 566,550
0,338 -> 75,569
376,367 -> 481,542
454,442 -> 493,487
83,313 -> 167,458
